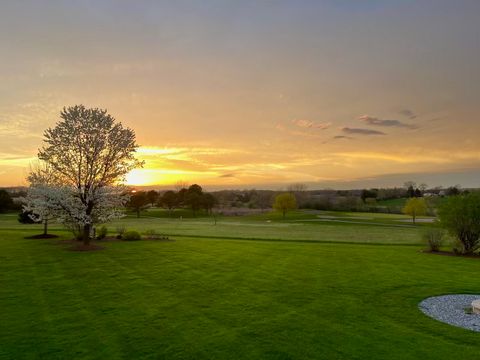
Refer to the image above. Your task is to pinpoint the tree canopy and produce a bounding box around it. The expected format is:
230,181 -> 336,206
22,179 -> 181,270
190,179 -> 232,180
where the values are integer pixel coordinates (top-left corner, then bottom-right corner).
438,192 -> 480,254
273,193 -> 297,219
0,190 -> 14,213
402,198 -> 427,224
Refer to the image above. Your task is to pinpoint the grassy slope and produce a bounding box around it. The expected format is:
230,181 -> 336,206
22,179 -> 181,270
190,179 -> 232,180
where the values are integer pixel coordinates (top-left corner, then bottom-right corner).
1,213 -> 478,359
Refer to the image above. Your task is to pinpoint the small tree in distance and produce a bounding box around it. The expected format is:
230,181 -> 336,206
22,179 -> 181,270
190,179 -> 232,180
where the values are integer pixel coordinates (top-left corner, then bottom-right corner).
402,197 -> 427,224
185,184 -> 203,216
273,193 -> 297,219
202,193 -> 217,215
146,190 -> 158,207
127,191 -> 149,218
0,190 -> 14,213
160,190 -> 178,215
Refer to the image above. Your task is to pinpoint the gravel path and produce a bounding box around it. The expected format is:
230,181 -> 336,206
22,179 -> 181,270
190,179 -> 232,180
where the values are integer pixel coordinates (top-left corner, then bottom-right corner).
419,294 -> 480,332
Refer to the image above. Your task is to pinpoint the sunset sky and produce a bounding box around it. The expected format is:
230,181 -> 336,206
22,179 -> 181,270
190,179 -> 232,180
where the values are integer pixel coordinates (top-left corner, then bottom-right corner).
1,1 -> 480,189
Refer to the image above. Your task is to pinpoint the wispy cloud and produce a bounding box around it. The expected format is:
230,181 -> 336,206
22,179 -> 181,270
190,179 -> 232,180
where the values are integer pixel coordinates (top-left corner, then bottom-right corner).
292,119 -> 330,129
398,109 -> 417,119
358,115 -> 418,129
275,122 -> 324,139
341,127 -> 386,135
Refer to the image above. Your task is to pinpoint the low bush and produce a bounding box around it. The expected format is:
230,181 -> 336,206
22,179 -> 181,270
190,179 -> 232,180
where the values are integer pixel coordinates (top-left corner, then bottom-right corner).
97,226 -> 108,240
116,225 -> 126,239
18,210 -> 39,224
123,231 -> 141,241
144,229 -> 170,240
422,228 -> 444,252
144,229 -> 157,237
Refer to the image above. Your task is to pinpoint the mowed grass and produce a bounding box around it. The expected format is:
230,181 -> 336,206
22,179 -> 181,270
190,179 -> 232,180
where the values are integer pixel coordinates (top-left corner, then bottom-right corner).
114,209 -> 432,245
1,212 -> 479,359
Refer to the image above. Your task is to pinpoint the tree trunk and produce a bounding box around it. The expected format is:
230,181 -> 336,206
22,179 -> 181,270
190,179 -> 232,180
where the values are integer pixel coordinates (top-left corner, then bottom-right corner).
136,209 -> 140,218
83,223 -> 91,246
283,210 -> 286,219
82,200 -> 94,246
43,219 -> 48,236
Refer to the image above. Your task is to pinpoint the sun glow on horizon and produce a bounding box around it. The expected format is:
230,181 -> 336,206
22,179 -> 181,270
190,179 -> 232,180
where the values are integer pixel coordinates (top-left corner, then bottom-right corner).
125,168 -> 218,186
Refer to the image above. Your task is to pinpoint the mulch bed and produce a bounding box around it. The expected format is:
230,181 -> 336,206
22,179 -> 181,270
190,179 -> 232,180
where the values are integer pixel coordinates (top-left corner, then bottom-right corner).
96,236 -> 121,242
422,250 -> 480,259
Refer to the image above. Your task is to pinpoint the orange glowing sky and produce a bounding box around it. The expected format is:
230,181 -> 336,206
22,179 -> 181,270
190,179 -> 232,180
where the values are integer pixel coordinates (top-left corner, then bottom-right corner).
1,1 -> 480,189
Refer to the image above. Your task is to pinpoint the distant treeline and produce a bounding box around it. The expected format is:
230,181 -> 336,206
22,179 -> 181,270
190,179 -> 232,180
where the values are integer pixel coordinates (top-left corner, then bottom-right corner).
0,184 -> 472,216
0,189 -> 25,213
127,184 -> 217,217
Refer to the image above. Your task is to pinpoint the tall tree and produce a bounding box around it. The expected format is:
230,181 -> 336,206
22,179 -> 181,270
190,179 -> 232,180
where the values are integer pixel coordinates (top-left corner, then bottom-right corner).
419,183 -> 428,193
361,189 -> 378,203
185,184 -> 203,216
406,185 -> 416,198
146,190 -> 158,207
0,190 -> 13,213
160,190 -> 178,215
287,183 -> 308,207
37,105 -> 143,245
127,191 -> 149,218
201,193 -> 217,214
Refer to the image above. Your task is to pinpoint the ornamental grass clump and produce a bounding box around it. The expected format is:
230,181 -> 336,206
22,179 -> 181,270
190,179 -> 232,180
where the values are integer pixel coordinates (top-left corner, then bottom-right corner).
422,228 -> 445,252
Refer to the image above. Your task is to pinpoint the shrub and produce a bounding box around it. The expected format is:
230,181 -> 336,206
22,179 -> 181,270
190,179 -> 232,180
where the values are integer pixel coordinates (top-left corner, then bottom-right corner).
452,239 -> 466,255
438,192 -> 480,254
144,229 -> 169,240
123,231 -> 141,241
116,225 -> 126,239
144,229 -> 158,239
144,229 -> 156,236
18,210 -> 39,224
422,228 -> 444,252
97,226 -> 108,240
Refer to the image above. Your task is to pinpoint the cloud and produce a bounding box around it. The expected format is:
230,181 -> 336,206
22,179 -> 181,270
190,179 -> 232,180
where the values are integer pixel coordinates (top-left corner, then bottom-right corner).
358,115 -> 418,129
322,134 -> 354,144
292,119 -> 330,129
219,173 -> 235,178
398,109 -> 417,119
341,127 -> 386,135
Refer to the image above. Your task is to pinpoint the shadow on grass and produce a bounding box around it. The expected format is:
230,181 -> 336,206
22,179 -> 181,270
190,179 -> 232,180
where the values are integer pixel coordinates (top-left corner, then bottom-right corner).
24,234 -> 59,239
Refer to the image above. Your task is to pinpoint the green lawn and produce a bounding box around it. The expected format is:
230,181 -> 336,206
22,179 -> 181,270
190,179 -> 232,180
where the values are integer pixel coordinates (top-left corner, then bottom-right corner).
114,208 -> 433,245
1,212 -> 479,359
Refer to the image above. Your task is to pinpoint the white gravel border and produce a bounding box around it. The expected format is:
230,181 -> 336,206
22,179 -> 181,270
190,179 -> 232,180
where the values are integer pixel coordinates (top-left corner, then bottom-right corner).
419,294 -> 480,332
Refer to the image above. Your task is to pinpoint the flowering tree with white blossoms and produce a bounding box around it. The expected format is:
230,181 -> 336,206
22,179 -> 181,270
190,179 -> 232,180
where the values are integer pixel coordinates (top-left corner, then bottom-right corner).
33,105 -> 143,245
23,162 -> 59,236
